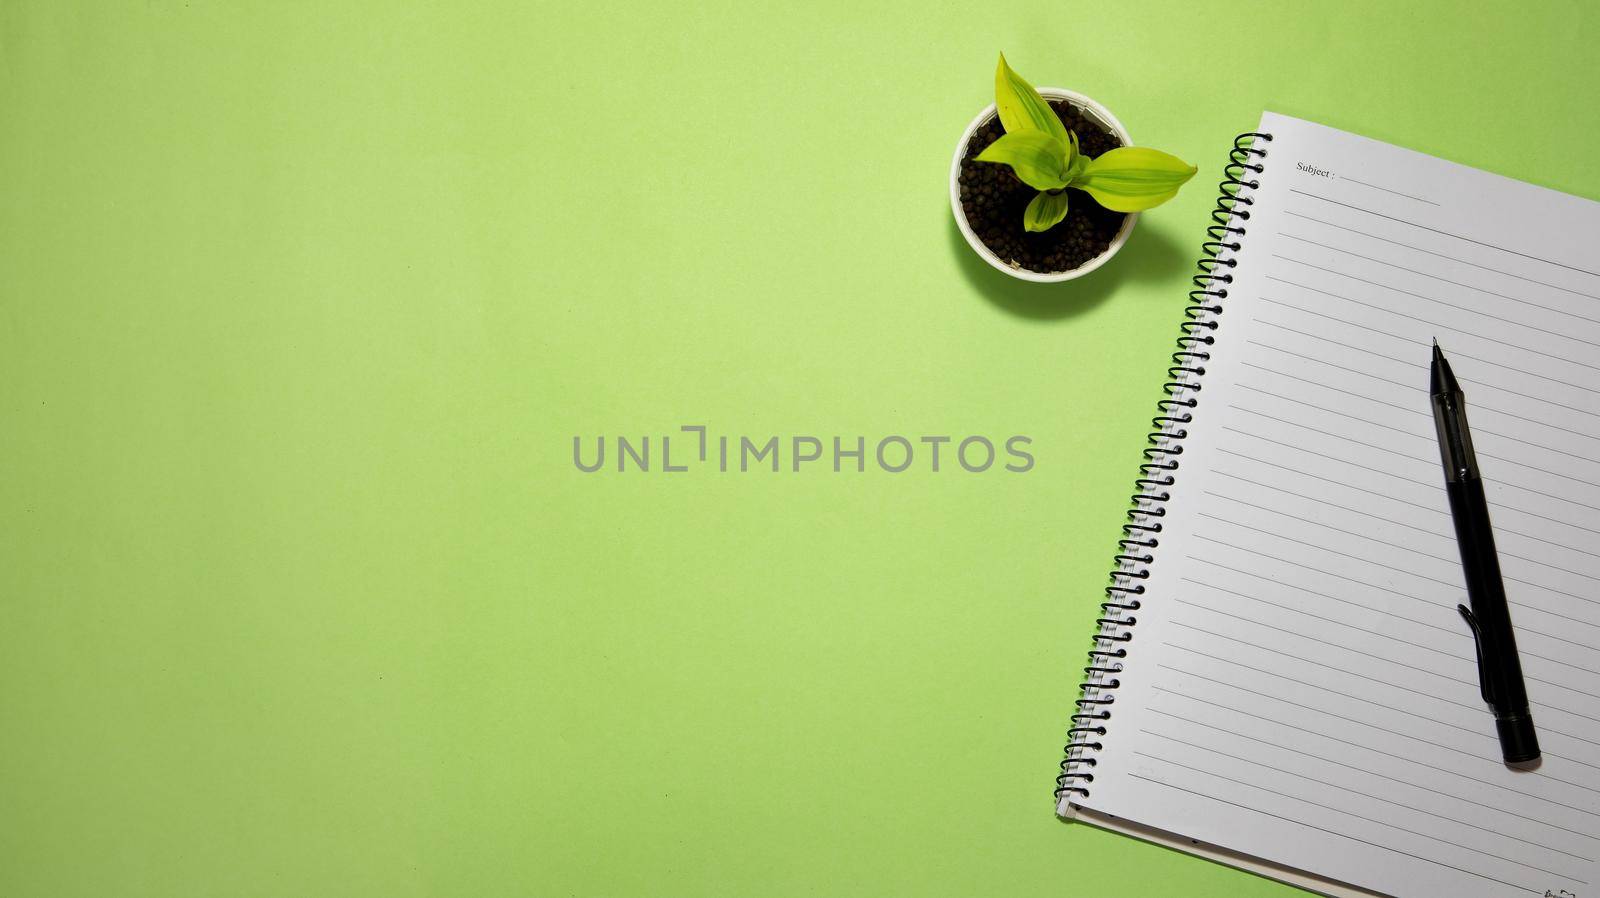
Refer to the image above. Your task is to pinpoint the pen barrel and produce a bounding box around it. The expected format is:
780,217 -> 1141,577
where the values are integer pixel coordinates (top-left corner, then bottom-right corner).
1495,712 -> 1540,766
1431,391 -> 1479,481
1445,478 -> 1539,761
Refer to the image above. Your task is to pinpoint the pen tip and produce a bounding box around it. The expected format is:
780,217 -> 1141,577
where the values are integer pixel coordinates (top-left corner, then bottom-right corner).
1432,336 -> 1439,348
1430,340 -> 1458,394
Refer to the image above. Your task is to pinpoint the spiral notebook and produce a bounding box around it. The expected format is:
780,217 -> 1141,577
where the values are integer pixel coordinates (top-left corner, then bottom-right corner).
1058,111 -> 1600,898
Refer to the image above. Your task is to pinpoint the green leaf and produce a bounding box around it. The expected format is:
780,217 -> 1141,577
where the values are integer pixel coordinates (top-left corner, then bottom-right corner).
994,53 -> 1069,145
974,131 -> 1071,191
1024,190 -> 1069,232
1075,146 -> 1198,212
1064,132 -> 1088,181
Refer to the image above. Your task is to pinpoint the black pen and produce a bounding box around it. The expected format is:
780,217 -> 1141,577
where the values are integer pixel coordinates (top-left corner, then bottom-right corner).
1429,340 -> 1539,764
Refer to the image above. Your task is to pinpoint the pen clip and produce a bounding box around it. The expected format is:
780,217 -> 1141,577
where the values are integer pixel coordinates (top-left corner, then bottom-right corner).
1457,604 -> 1496,706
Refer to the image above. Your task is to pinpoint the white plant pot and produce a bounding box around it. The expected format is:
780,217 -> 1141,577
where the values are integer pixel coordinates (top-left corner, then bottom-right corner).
950,87 -> 1137,283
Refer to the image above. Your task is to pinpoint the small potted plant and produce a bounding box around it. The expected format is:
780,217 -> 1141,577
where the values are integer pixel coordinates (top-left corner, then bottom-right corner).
950,55 -> 1197,282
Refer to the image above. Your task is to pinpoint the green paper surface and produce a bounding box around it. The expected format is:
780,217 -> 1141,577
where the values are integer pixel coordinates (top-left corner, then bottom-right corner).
4,2 -> 1599,895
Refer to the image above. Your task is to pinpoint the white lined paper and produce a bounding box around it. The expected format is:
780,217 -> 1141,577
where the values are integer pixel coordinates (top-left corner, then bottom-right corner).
1076,113 -> 1600,898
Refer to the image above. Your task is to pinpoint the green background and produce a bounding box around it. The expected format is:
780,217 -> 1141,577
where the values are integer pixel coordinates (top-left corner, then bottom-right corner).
3,2 -> 1597,895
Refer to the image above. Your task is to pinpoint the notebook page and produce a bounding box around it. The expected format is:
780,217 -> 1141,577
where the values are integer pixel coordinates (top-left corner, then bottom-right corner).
1072,112 -> 1600,898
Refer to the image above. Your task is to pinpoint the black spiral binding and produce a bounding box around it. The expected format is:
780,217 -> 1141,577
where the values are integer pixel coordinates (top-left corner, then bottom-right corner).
1055,131 -> 1273,806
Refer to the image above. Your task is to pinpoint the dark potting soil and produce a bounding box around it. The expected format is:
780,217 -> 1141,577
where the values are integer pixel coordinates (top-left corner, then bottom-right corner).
957,100 -> 1128,274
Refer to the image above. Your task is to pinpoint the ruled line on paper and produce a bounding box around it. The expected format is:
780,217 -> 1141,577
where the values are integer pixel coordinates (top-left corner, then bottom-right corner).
1234,388 -> 1429,443
1254,295 -> 1600,395
1125,773 -> 1545,894
1143,704 -> 1600,824
1205,467 -> 1598,574
1274,253 -> 1600,351
1264,274 -> 1600,376
1210,466 -> 1444,530
1280,209 -> 1600,301
1214,440 -> 1600,540
1222,379 -> 1600,506
1133,739 -> 1591,863
1187,551 -> 1600,680
1277,235 -> 1600,330
1202,488 -> 1600,591
1195,504 -> 1600,626
1160,649 -> 1481,738
1288,188 -> 1600,279
1148,667 -> 1600,805
1179,575 -> 1462,659
1190,531 -> 1600,658
1333,175 -> 1442,207
1248,316 -> 1600,429
1242,338 -> 1600,450
1209,457 -> 1600,563
1138,725 -> 1600,845
1154,672 -> 1600,783
1131,750 -> 1587,880
1164,607 -> 1600,748
1163,618 -> 1600,736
